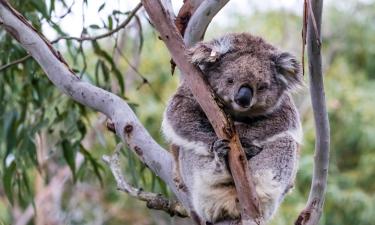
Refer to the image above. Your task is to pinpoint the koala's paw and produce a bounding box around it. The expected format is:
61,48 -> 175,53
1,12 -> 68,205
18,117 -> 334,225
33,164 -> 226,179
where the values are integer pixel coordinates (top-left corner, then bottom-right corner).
244,144 -> 263,159
211,139 -> 230,159
210,139 -> 230,173
241,139 -> 263,159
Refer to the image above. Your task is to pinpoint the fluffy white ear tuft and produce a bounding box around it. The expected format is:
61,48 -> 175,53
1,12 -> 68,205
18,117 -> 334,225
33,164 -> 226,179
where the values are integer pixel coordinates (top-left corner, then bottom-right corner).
273,52 -> 304,91
187,36 -> 233,68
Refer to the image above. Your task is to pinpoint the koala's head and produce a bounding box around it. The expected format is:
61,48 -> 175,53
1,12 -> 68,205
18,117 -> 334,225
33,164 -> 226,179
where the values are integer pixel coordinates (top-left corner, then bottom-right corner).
188,33 -> 303,117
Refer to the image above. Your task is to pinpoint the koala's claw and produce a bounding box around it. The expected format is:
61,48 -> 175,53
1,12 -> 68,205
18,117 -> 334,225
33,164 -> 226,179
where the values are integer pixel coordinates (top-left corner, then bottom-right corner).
211,139 -> 230,158
244,144 -> 263,159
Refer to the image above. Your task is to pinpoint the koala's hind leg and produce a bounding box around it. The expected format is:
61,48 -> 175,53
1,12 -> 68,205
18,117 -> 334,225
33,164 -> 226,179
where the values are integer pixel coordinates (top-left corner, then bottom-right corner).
170,144 -> 187,191
249,135 -> 299,221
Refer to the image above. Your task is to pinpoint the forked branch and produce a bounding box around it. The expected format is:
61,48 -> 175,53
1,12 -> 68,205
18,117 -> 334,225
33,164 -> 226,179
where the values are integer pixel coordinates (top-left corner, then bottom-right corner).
102,144 -> 188,218
141,0 -> 262,224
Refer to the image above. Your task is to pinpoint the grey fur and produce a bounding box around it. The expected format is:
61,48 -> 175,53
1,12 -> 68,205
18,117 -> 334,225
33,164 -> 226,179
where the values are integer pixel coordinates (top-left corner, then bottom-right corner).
162,33 -> 303,223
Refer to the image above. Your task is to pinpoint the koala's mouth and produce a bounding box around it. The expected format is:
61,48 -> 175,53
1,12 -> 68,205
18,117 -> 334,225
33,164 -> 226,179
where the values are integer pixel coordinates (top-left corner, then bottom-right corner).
231,102 -> 252,112
221,92 -> 255,114
222,96 -> 253,113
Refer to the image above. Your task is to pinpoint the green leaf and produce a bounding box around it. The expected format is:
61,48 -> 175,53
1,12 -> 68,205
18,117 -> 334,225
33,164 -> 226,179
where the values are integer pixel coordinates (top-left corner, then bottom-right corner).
91,41 -> 124,93
3,110 -> 18,159
62,140 -> 76,181
49,0 -> 55,15
108,16 -> 113,30
79,146 -> 104,186
94,60 -> 102,86
89,24 -> 100,30
100,61 -> 110,85
3,161 -> 16,205
98,3 -> 105,12
30,0 -> 48,18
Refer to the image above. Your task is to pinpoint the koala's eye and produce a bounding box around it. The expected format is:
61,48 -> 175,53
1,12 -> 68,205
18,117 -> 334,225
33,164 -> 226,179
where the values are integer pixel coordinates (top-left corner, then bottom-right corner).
257,83 -> 269,91
227,78 -> 234,84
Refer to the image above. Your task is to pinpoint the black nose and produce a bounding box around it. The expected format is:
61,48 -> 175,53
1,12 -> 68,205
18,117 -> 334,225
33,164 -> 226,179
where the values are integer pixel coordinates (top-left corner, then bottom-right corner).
234,86 -> 253,107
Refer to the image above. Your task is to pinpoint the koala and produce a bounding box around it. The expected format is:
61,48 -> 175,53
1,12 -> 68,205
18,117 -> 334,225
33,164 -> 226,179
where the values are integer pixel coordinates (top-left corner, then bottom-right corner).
162,33 -> 303,223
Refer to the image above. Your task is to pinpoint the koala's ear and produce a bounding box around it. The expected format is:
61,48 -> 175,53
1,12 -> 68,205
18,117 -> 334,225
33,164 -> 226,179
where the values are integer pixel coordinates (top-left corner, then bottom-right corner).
187,43 -> 219,66
187,37 -> 233,69
273,52 -> 304,91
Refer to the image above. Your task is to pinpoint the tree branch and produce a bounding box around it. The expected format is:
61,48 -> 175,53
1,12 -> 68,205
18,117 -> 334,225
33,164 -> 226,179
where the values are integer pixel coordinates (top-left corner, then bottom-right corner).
0,0 -> 191,212
295,0 -> 330,225
53,3 -> 142,43
172,0 -> 229,82
102,143 -> 188,218
0,3 -> 141,72
175,0 -> 204,37
183,0 -> 229,47
141,1 -> 262,224
0,54 -> 31,71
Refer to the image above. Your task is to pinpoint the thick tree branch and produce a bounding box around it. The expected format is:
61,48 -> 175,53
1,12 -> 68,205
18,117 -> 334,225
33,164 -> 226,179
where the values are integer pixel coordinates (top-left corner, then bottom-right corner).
102,144 -> 188,218
183,0 -> 229,47
141,1 -> 262,224
172,0 -> 229,81
0,0 -> 191,212
295,0 -> 330,225
175,0 -> 204,36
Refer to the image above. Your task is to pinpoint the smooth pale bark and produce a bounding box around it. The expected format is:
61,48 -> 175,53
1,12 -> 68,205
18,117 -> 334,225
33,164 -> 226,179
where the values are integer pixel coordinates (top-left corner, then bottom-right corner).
295,0 -> 330,225
184,0 -> 230,47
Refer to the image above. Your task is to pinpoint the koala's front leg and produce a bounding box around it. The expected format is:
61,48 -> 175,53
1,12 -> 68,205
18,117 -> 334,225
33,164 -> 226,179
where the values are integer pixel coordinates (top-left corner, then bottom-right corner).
241,139 -> 263,159
210,139 -> 230,173
162,94 -> 218,155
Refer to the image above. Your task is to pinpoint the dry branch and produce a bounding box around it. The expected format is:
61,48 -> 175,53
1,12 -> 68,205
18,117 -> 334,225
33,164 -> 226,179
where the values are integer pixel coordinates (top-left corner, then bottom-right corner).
295,0 -> 330,225
102,144 -> 188,217
141,0 -> 262,224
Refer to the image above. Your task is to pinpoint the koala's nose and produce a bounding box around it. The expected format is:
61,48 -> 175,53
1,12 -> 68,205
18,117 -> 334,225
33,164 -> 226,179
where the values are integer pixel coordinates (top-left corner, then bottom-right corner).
234,86 -> 253,108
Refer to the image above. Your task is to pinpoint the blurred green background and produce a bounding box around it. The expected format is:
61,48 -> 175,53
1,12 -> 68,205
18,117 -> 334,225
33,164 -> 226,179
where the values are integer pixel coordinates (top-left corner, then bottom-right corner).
0,0 -> 374,224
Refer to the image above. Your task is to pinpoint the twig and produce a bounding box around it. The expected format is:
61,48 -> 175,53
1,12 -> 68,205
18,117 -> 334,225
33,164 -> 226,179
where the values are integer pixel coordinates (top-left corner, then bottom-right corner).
114,44 -> 165,104
56,0 -> 75,19
102,144 -> 188,217
0,54 -> 31,71
141,0 -> 262,224
0,3 -> 142,72
53,3 -> 142,43
295,0 -> 330,225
